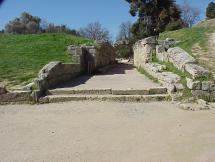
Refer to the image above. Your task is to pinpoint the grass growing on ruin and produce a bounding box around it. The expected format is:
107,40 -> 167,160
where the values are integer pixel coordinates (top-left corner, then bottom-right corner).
0,33 -> 96,87
160,27 -> 214,54
152,54 -> 193,99
138,67 -> 159,83
152,54 -> 192,79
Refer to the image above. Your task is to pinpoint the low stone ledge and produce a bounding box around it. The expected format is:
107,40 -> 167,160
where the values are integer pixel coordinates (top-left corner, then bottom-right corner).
191,90 -> 211,97
144,63 -> 166,73
141,63 -> 181,92
202,81 -> 215,91
157,72 -> 181,84
0,90 -> 32,104
185,64 -> 209,79
179,103 -> 210,111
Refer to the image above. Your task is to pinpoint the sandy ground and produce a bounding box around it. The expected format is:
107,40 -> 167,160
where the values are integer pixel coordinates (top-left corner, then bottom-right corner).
52,63 -> 162,90
1,101 -> 215,162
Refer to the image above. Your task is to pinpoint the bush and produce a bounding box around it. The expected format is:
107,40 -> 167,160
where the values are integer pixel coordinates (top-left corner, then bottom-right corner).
114,40 -> 133,58
206,2 -> 215,19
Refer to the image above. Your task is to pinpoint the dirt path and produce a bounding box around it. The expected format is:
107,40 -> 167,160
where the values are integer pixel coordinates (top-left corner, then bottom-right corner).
192,32 -> 215,72
1,101 -> 215,162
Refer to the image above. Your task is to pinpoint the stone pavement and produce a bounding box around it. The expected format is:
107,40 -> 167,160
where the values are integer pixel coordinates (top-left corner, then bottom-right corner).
52,63 -> 162,90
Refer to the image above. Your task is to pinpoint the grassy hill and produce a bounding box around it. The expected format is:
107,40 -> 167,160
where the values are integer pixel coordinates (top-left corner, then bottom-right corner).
160,26 -> 214,54
160,20 -> 215,72
0,33 -> 96,88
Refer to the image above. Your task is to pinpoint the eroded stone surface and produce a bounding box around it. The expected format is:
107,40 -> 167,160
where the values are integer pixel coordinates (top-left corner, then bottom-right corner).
185,64 -> 209,79
146,63 -> 166,73
202,81 -> 214,91
0,91 -> 32,104
133,37 -> 156,66
158,72 -> 181,84
35,62 -> 81,92
167,47 -> 196,70
186,78 -> 202,90
179,103 -> 210,111
0,84 -> 7,95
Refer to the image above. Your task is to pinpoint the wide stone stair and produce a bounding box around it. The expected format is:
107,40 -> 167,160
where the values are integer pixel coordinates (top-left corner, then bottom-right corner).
39,87 -> 171,103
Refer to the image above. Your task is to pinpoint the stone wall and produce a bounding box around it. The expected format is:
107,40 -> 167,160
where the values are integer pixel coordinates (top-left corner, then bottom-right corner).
155,39 -> 215,100
0,90 -> 32,104
187,78 -> 215,98
133,37 -> 156,67
68,42 -> 116,73
133,37 -> 183,92
35,61 -> 81,93
156,46 -> 209,79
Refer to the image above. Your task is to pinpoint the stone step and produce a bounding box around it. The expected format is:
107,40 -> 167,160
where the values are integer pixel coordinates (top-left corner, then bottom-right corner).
39,94 -> 171,104
47,87 -> 167,96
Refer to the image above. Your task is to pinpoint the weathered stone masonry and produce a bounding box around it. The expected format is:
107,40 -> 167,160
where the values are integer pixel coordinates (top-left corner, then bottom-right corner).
0,42 -> 116,104
133,37 -> 183,93
133,36 -> 215,99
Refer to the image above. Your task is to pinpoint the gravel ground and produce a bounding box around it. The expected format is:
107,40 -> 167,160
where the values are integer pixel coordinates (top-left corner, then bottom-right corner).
0,101 -> 215,162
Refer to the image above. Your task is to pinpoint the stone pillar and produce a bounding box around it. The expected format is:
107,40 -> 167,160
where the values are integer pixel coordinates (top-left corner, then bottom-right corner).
133,36 -> 156,67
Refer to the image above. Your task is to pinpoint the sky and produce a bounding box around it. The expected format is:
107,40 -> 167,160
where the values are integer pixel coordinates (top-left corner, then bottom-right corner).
0,0 -> 213,38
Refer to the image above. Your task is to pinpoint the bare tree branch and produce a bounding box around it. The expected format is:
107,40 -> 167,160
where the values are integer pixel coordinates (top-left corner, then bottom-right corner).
79,22 -> 111,41
180,0 -> 200,27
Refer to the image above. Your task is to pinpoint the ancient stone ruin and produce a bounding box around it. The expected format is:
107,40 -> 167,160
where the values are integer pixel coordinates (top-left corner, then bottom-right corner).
133,36 -> 215,101
0,42 -> 116,104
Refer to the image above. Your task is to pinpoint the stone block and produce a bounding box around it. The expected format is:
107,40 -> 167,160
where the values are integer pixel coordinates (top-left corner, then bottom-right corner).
146,63 -> 166,73
156,45 -> 165,54
202,81 -> 213,91
212,73 -> 215,81
0,84 -> 7,95
22,82 -> 35,91
186,78 -> 202,90
185,64 -> 209,79
156,52 -> 169,62
0,91 -> 32,103
210,83 -> 215,91
175,83 -> 184,90
197,99 -> 208,106
141,36 -> 156,45
191,90 -> 210,97
158,72 -> 181,84
167,47 -> 196,70
133,37 -> 156,66
179,103 -> 209,111
36,62 -> 81,92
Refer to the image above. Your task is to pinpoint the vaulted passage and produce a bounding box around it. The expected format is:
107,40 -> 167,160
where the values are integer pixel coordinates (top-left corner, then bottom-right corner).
52,63 -> 161,90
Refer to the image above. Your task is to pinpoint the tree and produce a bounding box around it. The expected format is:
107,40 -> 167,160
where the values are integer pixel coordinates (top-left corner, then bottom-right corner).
125,0 -> 183,39
180,0 -> 200,27
0,0 -> 5,7
43,23 -> 79,36
4,13 -> 79,36
206,2 -> 215,19
79,22 -> 111,41
5,12 -> 41,34
116,21 -> 133,41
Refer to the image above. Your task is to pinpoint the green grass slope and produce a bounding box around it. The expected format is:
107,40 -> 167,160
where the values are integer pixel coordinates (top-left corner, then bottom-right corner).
160,27 -> 214,54
0,33 -> 96,87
